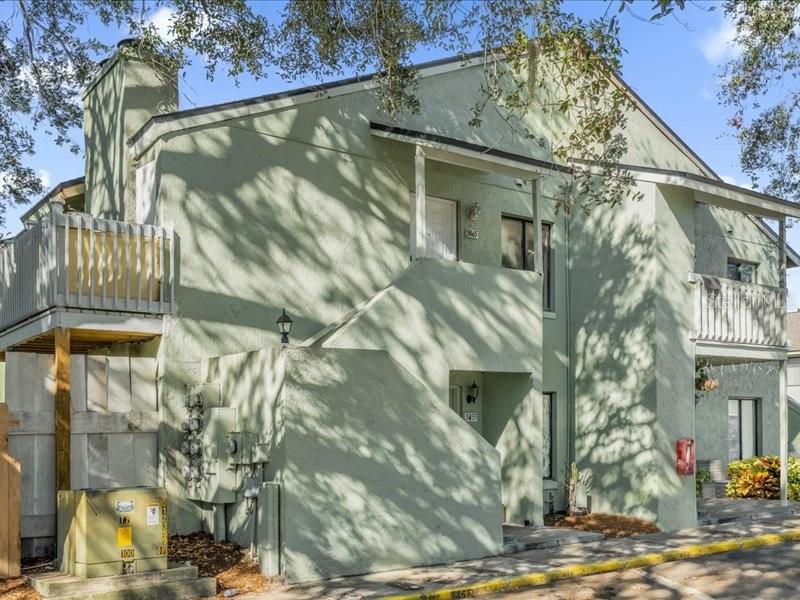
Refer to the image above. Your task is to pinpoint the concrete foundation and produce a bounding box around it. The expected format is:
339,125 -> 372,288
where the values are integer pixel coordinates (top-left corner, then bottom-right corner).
27,564 -> 215,600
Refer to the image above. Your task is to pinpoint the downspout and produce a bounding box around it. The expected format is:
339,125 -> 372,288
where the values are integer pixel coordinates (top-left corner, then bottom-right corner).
566,210 -> 575,466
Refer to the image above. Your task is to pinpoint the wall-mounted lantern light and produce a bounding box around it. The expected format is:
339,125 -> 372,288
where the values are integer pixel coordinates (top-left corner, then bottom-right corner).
276,308 -> 293,344
468,202 -> 482,221
466,381 -> 479,404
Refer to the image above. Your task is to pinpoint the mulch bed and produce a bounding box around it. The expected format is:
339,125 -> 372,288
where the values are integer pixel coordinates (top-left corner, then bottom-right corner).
168,531 -> 280,597
545,512 -> 661,538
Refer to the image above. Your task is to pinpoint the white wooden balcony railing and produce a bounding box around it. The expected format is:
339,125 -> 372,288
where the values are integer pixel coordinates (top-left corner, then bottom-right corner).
0,210 -> 173,331
689,273 -> 786,347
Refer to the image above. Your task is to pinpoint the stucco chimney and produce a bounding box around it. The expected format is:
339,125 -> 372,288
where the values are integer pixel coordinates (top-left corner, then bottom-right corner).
82,39 -> 178,221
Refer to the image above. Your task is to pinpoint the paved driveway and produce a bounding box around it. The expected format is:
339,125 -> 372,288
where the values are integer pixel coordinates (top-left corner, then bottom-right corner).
486,542 -> 800,599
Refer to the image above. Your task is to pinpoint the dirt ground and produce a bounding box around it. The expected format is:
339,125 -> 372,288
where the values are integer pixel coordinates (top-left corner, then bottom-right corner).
544,512 -> 661,538
169,531 -> 280,596
0,533 -> 279,600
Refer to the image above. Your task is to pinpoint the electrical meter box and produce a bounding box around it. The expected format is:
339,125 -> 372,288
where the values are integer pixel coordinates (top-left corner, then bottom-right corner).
57,487 -> 168,578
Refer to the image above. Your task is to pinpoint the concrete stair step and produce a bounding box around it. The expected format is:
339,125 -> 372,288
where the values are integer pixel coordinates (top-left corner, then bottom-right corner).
28,565 -> 216,599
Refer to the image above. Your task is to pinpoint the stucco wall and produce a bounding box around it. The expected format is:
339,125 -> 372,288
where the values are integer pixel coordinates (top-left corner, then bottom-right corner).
115,56 -> 746,538
204,345 -> 502,582
694,203 -> 780,285
694,361 -> 780,473
83,50 -> 176,220
325,258 -> 543,525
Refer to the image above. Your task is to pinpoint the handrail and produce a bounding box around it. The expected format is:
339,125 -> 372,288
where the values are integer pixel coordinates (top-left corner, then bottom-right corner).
689,272 -> 786,347
0,212 -> 173,332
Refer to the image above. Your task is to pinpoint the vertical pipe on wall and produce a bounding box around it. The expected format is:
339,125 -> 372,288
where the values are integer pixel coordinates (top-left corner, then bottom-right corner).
780,358 -> 789,505
412,145 -> 427,259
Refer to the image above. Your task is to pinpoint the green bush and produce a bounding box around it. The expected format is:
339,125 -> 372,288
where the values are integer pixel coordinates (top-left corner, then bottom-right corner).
695,468 -> 711,497
726,456 -> 800,501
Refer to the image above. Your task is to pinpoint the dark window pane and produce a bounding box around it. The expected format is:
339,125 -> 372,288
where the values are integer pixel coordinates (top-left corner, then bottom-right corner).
739,263 -> 756,283
501,218 -> 524,269
542,223 -> 552,310
727,261 -> 741,281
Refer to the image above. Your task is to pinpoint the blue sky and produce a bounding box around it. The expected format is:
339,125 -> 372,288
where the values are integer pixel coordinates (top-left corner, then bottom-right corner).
9,1 -> 800,302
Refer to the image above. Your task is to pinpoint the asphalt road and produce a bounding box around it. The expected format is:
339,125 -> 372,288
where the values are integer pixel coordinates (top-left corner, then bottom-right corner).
485,542 -> 800,599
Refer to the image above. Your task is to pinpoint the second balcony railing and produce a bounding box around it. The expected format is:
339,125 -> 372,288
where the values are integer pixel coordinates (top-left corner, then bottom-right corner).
689,272 -> 786,347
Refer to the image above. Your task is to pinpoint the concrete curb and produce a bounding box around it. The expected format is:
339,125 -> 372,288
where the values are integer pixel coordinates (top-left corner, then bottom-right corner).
382,528 -> 800,600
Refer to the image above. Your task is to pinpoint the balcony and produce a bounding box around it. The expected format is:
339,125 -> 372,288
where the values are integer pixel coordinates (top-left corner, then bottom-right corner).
689,273 -> 786,355
0,209 -> 173,351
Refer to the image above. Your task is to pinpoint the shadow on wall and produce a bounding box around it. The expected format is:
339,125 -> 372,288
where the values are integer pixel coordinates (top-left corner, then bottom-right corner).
204,345 -> 502,583
151,103 -> 544,533
569,185 -> 694,525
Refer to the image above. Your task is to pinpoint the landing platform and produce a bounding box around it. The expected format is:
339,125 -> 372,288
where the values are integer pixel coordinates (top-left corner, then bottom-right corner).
502,524 -> 603,553
27,564 -> 216,599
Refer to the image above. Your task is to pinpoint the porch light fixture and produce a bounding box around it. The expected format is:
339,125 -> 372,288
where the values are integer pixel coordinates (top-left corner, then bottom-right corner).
276,308 -> 293,344
466,381 -> 479,404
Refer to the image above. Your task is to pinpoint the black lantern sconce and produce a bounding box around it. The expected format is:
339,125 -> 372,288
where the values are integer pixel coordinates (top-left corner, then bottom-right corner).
466,381 -> 479,404
276,308 -> 293,344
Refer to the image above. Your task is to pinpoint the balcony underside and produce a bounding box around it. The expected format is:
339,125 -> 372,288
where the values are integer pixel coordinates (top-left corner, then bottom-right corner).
0,307 -> 162,355
694,339 -> 787,363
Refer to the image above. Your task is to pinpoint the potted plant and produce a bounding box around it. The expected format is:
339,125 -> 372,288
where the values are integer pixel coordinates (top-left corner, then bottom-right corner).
695,361 -> 719,392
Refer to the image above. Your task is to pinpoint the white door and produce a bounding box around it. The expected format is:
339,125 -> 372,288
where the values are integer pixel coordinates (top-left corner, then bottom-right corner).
426,197 -> 457,260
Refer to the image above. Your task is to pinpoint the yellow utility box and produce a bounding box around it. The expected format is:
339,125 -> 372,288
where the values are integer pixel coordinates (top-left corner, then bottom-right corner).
57,487 -> 168,578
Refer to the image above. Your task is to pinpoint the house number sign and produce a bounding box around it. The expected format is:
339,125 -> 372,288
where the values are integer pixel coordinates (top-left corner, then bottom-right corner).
464,412 -> 478,422
464,227 -> 479,240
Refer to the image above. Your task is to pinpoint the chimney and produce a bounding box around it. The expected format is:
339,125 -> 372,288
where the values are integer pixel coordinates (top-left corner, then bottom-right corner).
82,38 -> 178,221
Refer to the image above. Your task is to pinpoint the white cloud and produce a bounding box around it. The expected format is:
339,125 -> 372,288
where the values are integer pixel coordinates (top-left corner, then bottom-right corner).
38,169 -> 51,190
721,174 -> 753,190
700,80 -> 714,101
699,20 -> 741,65
148,7 -> 176,41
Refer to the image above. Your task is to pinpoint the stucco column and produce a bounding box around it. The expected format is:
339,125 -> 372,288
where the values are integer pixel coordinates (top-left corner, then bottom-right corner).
412,145 -> 427,259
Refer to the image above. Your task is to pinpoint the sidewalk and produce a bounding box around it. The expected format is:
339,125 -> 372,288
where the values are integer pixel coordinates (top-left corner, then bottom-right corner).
250,516 -> 800,600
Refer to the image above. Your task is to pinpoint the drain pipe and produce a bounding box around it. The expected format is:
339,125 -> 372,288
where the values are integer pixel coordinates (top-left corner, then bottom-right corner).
566,210 -> 575,467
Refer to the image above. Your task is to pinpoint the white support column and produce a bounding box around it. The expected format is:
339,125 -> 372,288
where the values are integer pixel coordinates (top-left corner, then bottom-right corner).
532,178 -> 543,274
780,217 -> 789,506
781,358 -> 789,505
412,145 -> 427,259
780,218 -> 787,288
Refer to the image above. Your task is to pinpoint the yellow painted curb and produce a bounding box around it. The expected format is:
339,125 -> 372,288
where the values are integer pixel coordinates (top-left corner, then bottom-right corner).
381,527 -> 800,600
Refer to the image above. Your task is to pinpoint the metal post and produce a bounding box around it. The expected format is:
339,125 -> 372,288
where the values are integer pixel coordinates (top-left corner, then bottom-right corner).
412,145 -> 427,259
780,358 -> 789,505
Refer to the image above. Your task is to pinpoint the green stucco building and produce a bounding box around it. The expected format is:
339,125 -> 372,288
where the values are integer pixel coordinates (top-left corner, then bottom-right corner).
1,41 -> 799,581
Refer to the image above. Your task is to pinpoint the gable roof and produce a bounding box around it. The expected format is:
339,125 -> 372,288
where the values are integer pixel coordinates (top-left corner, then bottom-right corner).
127,49 -> 718,181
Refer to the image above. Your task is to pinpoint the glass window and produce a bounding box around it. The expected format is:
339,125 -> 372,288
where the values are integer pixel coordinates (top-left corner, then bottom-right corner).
728,398 -> 759,461
542,223 -> 553,311
501,217 -> 554,311
501,219 -> 524,269
727,259 -> 757,283
543,392 -> 554,479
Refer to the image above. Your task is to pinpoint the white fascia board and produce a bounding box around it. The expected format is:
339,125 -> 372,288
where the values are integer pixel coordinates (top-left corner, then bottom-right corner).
371,126 -> 568,180
635,171 -> 800,219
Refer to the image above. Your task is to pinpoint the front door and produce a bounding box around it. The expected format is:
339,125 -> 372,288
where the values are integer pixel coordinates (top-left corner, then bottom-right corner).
426,197 -> 457,260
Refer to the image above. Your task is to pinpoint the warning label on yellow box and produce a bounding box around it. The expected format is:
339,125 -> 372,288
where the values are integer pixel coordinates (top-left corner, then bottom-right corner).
117,526 -> 132,547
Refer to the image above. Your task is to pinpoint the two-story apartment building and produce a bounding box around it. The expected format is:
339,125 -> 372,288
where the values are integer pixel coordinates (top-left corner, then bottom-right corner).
1,40 -> 799,582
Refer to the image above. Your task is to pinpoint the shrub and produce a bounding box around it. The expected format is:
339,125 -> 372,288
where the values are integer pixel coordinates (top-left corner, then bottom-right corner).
726,456 -> 800,501
695,468 -> 711,497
